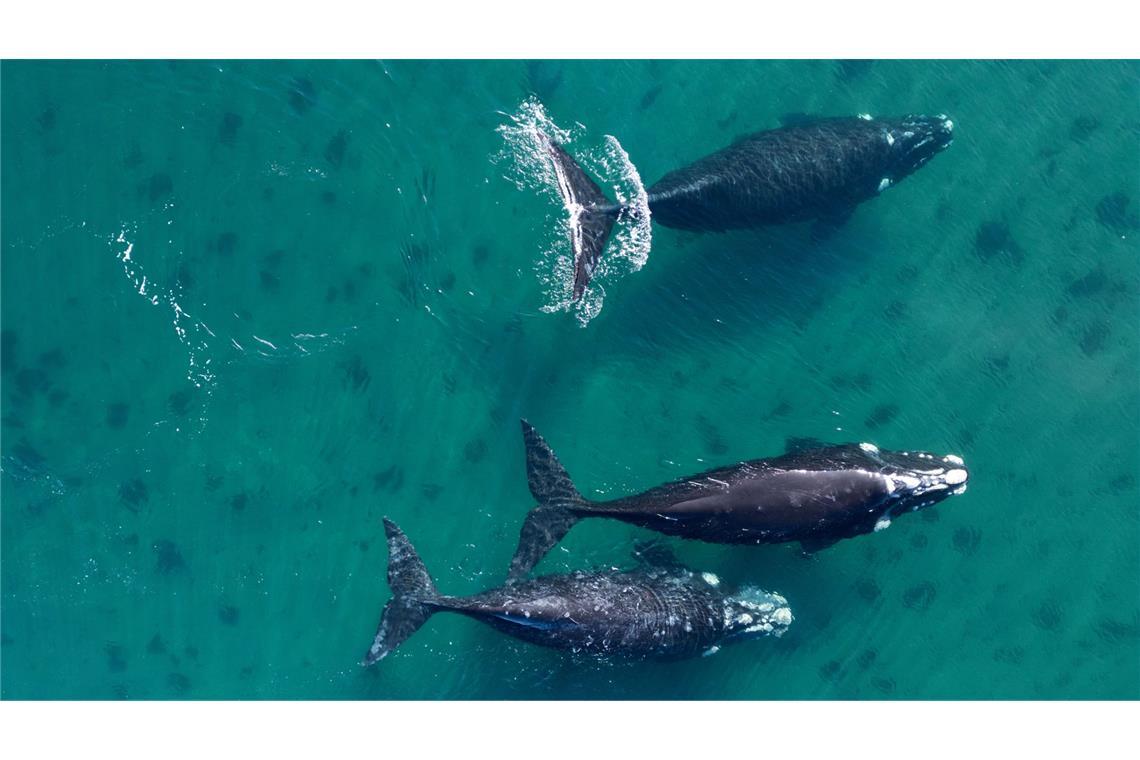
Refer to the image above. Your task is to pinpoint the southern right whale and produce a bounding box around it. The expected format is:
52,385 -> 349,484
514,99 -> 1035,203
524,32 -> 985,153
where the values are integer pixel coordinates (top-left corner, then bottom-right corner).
542,113 -> 954,298
508,421 -> 969,580
362,518 -> 792,664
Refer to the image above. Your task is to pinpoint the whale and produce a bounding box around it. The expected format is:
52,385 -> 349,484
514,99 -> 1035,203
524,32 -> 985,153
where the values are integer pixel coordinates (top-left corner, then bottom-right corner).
507,421 -> 969,580
362,518 -> 793,665
541,113 -> 955,298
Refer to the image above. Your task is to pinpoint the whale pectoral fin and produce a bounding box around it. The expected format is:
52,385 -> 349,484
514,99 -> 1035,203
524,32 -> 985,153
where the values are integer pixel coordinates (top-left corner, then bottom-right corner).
799,536 -> 839,556
810,207 -> 855,243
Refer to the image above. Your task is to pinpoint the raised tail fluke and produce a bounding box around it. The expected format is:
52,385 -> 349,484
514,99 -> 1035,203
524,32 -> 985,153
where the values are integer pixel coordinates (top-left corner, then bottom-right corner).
362,518 -> 441,666
541,134 -> 619,300
507,420 -> 588,581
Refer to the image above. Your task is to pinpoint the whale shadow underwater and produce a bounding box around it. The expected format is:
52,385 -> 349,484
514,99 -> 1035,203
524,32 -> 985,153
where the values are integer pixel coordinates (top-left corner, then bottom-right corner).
580,218 -> 877,363
539,113 -> 954,300
508,420 -> 969,580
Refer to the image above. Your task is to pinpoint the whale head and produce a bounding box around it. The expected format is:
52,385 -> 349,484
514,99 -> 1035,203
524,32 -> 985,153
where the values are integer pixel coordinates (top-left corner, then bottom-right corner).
722,588 -> 794,643
881,114 -> 954,185
847,443 -> 969,524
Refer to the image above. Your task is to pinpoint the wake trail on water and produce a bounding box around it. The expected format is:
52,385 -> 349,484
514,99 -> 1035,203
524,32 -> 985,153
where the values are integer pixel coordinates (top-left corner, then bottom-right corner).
106,221 -> 357,437
494,98 -> 651,327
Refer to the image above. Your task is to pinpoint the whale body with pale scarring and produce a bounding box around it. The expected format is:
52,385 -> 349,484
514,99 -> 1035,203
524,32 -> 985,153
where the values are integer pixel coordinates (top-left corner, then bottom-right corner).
362,519 -> 793,665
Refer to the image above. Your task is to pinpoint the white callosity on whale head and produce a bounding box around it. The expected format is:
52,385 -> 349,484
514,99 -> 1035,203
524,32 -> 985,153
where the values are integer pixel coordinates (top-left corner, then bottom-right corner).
766,602 -> 794,637
945,467 -> 969,495
944,468 -> 968,486
874,516 -> 892,532
894,474 -> 921,490
883,476 -> 896,495
727,590 -> 794,638
701,572 -> 721,587
944,454 -> 965,466
877,177 -> 892,193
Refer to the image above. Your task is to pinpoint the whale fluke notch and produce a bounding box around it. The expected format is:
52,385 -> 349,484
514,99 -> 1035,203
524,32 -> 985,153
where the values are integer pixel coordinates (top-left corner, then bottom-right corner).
540,134 -> 618,300
508,420 -> 588,581
361,519 -> 442,666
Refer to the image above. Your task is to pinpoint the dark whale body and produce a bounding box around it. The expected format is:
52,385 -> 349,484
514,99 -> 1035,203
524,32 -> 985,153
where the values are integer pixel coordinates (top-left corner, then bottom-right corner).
508,421 -> 969,580
363,519 -> 792,665
543,114 -> 955,297
646,116 -> 952,230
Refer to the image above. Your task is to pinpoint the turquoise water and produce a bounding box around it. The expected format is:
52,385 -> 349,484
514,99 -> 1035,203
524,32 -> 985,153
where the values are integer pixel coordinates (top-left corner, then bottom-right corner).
1,60 -> 1137,699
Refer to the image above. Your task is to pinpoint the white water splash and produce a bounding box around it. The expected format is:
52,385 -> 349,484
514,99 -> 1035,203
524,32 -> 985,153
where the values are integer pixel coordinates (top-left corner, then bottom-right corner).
110,227 -> 216,391
110,221 -> 355,381
495,98 -> 651,326
229,327 -> 353,362
495,98 -> 573,197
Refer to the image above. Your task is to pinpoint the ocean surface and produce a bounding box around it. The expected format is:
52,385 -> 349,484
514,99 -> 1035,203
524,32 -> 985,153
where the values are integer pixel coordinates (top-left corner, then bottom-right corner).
1,60 -> 1137,700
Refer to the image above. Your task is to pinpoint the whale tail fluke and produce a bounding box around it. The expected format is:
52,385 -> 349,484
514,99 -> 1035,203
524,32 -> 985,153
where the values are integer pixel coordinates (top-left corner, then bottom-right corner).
541,134 -> 619,300
508,420 -> 588,580
362,519 -> 441,666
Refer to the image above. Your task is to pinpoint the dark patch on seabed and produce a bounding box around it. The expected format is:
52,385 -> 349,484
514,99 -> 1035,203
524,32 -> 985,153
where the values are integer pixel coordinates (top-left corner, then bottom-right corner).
1,59 -> 1139,700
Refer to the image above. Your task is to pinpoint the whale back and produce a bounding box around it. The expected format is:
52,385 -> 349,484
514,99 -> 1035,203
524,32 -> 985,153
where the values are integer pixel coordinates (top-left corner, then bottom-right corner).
645,117 -> 897,231
452,569 -> 728,659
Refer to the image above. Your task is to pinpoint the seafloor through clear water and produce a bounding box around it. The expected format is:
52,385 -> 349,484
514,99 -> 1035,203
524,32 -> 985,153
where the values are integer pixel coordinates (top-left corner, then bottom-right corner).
1,60 -> 1137,699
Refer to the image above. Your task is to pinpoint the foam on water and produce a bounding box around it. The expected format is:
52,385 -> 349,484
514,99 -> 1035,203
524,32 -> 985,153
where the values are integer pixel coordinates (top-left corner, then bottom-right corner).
495,98 -> 651,326
107,220 -> 352,431
110,224 -> 216,392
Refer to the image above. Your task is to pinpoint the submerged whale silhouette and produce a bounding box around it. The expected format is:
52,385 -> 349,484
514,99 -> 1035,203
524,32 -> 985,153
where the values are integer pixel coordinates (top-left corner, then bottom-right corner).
542,114 -> 955,298
362,519 -> 792,664
507,421 -> 969,580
